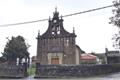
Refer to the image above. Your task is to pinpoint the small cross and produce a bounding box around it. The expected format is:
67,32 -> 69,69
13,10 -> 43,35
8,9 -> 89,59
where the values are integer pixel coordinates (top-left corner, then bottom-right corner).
55,7 -> 57,12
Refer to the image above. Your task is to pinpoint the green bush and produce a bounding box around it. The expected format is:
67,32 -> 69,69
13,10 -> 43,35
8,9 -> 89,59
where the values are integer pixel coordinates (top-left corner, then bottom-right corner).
27,66 -> 36,75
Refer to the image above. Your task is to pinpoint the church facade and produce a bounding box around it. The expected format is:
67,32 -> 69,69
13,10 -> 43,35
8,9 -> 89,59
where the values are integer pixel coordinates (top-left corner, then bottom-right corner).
36,9 -> 84,65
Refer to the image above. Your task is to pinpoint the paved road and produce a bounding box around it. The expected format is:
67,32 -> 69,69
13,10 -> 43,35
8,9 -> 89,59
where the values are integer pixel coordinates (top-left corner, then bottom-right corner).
1,72 -> 120,80
23,72 -> 120,80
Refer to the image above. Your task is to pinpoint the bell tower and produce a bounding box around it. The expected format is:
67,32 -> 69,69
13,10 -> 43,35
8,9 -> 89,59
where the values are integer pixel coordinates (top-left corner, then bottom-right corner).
36,9 -> 78,65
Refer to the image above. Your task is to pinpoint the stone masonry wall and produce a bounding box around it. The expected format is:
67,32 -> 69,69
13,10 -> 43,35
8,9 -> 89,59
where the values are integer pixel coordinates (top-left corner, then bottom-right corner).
0,63 -> 27,78
35,63 -> 120,78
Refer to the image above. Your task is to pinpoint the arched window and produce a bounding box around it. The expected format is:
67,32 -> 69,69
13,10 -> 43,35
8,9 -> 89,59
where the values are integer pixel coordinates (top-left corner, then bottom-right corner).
52,31 -> 55,35
66,39 -> 69,46
57,31 -> 60,34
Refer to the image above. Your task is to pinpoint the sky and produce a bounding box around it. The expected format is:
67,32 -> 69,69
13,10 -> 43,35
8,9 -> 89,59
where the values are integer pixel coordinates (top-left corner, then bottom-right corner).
0,0 -> 118,57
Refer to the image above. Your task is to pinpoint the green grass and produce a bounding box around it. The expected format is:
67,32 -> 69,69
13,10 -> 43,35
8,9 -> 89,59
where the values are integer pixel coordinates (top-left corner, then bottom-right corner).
27,66 -> 36,75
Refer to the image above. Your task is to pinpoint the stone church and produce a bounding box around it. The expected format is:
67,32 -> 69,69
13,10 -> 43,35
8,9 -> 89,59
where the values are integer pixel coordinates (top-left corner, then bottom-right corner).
36,9 -> 84,65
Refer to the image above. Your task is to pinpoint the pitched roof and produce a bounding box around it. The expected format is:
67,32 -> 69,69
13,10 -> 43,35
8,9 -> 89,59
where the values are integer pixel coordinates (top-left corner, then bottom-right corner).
106,51 -> 120,57
81,53 -> 97,60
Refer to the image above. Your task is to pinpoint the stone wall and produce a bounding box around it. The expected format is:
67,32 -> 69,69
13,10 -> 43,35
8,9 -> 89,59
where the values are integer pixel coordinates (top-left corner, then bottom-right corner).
0,63 -> 27,78
35,63 -> 120,78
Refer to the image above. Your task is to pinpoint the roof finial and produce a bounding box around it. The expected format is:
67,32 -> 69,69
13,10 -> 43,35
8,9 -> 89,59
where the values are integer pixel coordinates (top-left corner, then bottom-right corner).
55,7 -> 57,12
49,16 -> 51,21
61,15 -> 62,19
73,27 -> 75,33
105,46 -> 108,53
38,30 -> 40,35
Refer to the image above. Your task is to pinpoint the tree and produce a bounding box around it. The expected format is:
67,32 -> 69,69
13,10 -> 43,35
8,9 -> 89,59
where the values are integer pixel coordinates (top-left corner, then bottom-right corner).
2,36 -> 30,64
110,0 -> 120,27
110,0 -> 120,49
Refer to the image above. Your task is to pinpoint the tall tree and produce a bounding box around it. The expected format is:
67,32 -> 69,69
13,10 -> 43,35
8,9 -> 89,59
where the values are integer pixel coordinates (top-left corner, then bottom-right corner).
2,36 -> 30,64
110,0 -> 120,49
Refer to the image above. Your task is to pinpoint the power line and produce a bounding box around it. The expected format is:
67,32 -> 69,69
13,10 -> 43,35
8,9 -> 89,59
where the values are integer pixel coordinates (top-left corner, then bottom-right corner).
0,4 -> 115,27
62,4 -> 114,17
0,19 -> 48,27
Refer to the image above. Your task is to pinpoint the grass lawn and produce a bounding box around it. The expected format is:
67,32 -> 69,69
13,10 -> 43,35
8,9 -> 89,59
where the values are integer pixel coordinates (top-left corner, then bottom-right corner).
27,66 -> 36,75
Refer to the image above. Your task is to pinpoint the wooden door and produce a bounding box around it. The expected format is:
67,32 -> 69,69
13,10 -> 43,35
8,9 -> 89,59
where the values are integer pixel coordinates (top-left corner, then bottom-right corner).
51,58 -> 59,64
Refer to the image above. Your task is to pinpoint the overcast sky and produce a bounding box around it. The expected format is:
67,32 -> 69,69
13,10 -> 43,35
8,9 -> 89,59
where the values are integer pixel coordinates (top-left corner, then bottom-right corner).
0,0 -> 118,57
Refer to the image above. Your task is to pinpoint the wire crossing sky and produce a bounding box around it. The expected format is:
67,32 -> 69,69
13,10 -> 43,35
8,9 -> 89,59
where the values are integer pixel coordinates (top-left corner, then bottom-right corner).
0,4 -> 115,27
0,0 -> 118,57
